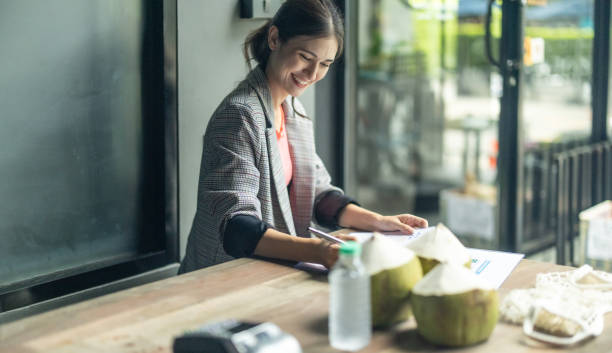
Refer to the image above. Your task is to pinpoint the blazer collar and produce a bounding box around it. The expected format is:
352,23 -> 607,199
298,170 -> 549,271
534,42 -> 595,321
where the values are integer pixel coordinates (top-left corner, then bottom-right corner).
245,65 -> 305,126
246,65 -> 274,128
249,66 -> 298,235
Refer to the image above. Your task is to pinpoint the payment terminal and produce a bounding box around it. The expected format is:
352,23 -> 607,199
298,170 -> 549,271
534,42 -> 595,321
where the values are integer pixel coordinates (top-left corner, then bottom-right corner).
172,319 -> 302,353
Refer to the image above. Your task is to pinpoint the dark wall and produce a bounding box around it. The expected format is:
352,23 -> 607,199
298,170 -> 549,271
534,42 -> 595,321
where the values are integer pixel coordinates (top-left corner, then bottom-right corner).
0,0 -> 167,297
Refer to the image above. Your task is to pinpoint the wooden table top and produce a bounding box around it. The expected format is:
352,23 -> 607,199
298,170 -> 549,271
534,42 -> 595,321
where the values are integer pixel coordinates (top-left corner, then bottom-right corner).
1,258 -> 611,353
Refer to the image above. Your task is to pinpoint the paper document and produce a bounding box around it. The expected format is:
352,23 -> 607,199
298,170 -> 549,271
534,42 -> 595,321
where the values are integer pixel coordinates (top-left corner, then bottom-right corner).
349,226 -> 435,247
467,248 -> 524,288
295,228 -> 524,288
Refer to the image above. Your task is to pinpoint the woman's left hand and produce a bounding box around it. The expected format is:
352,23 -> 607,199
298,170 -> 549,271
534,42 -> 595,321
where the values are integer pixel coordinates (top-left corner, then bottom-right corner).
374,214 -> 428,234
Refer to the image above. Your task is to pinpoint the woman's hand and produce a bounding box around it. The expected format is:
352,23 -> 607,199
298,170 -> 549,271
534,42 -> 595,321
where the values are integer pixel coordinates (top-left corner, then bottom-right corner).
374,214 -> 428,234
314,234 -> 357,269
338,204 -> 428,234
255,229 -> 359,269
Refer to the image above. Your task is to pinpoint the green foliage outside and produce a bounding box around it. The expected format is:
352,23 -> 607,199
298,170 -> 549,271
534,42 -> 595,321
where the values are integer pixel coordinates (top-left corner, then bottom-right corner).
361,2 -> 593,83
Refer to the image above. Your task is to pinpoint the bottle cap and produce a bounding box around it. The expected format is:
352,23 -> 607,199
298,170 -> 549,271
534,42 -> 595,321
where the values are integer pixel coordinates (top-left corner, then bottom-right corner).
339,241 -> 361,256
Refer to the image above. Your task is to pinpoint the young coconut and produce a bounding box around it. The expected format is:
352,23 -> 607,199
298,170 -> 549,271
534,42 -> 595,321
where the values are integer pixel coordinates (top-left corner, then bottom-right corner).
361,233 -> 423,327
407,223 -> 471,274
411,263 -> 499,346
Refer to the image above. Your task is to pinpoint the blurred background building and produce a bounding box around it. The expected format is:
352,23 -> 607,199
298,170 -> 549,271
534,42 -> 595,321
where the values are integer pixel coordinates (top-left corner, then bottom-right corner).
337,0 -> 610,262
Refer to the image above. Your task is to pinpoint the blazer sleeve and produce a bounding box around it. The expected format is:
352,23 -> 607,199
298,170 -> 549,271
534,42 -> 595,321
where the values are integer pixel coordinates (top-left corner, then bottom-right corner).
199,101 -> 264,240
312,153 -> 341,197
312,152 -> 351,226
290,97 -> 354,228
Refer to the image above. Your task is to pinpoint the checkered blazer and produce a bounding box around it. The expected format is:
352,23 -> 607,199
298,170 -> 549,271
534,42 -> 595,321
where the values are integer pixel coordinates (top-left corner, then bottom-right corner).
179,66 -> 343,272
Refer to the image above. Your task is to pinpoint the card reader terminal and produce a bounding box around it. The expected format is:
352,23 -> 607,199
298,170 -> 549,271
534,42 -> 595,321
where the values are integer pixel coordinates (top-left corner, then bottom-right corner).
172,319 -> 302,353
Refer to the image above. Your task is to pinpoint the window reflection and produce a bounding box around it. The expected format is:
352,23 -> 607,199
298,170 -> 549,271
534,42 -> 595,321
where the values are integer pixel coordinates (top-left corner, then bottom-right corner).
352,0 -> 499,248
349,0 -> 595,251
521,0 -> 593,247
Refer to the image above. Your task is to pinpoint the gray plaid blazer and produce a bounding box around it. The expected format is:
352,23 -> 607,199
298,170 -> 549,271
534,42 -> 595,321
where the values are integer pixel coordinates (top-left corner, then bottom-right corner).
179,66 -> 343,273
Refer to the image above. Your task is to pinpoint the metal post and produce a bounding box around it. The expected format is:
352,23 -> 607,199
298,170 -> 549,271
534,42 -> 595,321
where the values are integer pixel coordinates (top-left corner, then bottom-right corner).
556,156 -> 566,265
497,0 -> 524,252
592,0 -> 610,143
342,0 -> 358,194
164,0 -> 179,263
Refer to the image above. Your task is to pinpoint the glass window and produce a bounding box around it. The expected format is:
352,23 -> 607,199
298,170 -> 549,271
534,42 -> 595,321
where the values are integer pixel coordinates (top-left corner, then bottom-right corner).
349,0 -> 500,248
520,0 -> 594,247
348,0 -> 596,251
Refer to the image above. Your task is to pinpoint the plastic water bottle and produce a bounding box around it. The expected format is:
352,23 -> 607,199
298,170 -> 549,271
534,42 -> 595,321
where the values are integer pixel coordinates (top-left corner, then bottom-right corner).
329,241 -> 371,351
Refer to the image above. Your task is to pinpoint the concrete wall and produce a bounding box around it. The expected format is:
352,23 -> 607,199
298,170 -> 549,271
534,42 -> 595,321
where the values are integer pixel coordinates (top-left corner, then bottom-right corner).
177,0 -> 316,258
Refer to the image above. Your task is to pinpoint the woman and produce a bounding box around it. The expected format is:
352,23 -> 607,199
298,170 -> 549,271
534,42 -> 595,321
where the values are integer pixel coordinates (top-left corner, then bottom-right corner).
179,0 -> 427,274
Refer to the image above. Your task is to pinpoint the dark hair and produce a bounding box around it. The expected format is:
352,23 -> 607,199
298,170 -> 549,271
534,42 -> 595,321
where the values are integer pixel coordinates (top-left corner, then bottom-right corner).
243,0 -> 344,70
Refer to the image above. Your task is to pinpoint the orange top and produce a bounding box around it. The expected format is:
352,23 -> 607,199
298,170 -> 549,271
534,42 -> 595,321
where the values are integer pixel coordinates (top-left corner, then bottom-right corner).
276,108 -> 293,186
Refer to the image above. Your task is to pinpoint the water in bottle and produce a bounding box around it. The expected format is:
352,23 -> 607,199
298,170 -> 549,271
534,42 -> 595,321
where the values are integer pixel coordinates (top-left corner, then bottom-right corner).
329,241 -> 371,351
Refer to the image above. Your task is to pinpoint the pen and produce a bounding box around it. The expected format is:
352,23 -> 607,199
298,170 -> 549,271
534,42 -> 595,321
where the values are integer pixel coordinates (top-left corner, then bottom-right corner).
308,227 -> 346,244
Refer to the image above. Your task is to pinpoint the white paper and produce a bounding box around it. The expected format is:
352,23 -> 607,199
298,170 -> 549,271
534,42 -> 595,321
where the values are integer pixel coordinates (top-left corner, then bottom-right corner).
466,248 -> 524,288
295,228 -> 524,289
349,226 -> 435,246
586,218 -> 612,260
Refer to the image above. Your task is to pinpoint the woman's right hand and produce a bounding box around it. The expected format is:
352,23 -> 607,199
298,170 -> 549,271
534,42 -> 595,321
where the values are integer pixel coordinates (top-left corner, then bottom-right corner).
314,234 -> 357,269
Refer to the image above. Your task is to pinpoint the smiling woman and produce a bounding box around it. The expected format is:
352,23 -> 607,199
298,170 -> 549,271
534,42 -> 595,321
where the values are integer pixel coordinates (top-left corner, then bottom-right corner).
178,0 -> 428,274
243,0 -> 344,122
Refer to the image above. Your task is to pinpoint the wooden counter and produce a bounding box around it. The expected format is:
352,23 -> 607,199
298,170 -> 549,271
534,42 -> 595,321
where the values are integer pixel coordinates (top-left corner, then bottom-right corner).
1,258 -> 611,352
